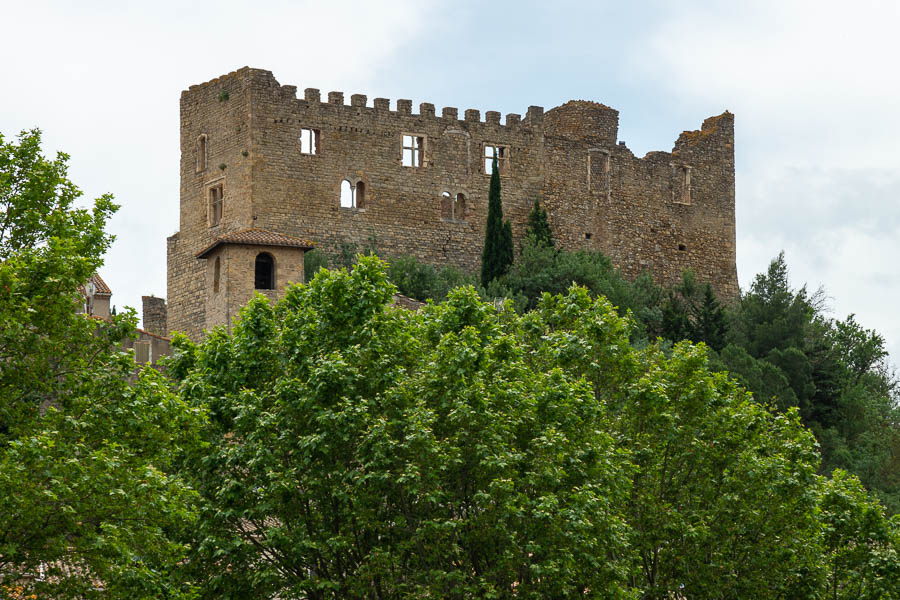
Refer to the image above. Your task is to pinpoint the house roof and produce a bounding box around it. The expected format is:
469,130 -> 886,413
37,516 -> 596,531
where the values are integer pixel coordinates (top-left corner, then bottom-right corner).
91,274 -> 111,295
79,273 -> 111,297
195,228 -> 315,258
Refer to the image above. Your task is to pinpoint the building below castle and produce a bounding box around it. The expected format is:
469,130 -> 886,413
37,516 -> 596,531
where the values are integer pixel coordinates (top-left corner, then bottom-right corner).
162,67 -> 738,341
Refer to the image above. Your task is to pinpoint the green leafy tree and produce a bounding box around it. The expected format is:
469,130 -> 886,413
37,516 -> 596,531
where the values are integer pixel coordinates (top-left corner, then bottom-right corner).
523,289 -> 827,598
0,129 -> 203,598
819,470 -> 900,599
480,155 -> 513,287
169,257 -> 899,598
525,198 -> 553,248
175,258 -> 634,599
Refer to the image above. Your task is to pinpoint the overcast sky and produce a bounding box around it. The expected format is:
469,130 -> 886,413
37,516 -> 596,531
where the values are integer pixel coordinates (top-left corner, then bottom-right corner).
4,0 -> 899,361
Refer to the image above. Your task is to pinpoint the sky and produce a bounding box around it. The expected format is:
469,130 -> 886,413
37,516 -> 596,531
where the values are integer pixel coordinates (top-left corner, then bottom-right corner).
3,0 -> 899,360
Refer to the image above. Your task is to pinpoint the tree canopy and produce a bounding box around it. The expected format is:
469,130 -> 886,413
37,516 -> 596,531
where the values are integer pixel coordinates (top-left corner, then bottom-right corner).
170,256 -> 899,599
0,129 -> 202,598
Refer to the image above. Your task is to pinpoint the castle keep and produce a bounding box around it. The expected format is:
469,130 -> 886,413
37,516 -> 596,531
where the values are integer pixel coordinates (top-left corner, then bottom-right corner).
165,67 -> 738,340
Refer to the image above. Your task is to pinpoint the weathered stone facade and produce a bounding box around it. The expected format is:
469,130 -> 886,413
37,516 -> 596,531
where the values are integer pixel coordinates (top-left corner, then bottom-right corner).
167,67 -> 738,340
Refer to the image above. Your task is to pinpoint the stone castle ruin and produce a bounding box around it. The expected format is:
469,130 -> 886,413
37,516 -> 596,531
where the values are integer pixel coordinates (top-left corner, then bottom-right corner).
159,67 -> 737,340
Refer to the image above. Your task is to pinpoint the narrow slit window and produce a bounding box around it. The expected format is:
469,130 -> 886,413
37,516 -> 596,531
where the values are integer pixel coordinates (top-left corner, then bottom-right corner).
255,253 -> 275,290
484,144 -> 509,175
196,134 -> 208,172
340,179 -> 355,208
208,183 -> 224,227
300,128 -> 320,154
213,257 -> 221,293
402,135 -> 424,167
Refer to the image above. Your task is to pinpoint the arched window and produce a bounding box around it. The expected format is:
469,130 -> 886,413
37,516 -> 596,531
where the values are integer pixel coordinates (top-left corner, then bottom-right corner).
196,134 -> 208,172
340,179 -> 354,208
255,253 -> 275,290
440,192 -> 452,220
213,256 -> 221,293
356,181 -> 366,208
454,193 -> 466,220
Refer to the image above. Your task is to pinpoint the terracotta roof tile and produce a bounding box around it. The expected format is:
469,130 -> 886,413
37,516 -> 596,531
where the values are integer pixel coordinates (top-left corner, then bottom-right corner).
196,228 -> 315,258
90,274 -> 111,295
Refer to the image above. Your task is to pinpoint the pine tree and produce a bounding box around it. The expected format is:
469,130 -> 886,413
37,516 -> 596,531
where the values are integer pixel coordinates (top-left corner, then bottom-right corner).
691,283 -> 727,351
525,198 -> 554,248
481,156 -> 514,286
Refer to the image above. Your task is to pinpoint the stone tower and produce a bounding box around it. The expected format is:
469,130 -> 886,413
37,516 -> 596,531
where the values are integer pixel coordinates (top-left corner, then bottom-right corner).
167,67 -> 737,340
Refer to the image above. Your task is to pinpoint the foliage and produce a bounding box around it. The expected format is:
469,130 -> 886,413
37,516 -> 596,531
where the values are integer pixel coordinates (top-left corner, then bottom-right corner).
659,272 -> 727,351
176,258 -> 634,599
480,155 -> 513,287
168,257 -> 899,598
819,470 -> 900,599
720,253 -> 900,513
486,238 -> 664,341
0,129 -> 203,598
303,248 -> 329,282
524,198 -> 553,248
522,289 -> 827,597
385,254 -> 475,302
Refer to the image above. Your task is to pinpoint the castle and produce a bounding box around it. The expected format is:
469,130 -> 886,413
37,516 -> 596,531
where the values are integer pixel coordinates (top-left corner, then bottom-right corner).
156,67 -> 738,340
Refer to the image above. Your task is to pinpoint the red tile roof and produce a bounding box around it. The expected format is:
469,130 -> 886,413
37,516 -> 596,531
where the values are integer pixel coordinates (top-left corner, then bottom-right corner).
196,228 -> 315,258
90,274 -> 111,295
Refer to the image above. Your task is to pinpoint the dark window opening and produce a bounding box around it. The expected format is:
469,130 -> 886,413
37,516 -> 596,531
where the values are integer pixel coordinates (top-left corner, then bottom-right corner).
255,253 -> 275,290
585,233 -> 592,240
213,256 -> 220,293
454,193 -> 466,220
678,244 -> 687,251
356,181 -> 366,208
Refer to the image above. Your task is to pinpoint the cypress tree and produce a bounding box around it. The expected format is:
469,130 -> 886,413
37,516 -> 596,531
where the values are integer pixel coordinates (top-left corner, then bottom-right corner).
525,198 -> 554,247
481,155 -> 514,286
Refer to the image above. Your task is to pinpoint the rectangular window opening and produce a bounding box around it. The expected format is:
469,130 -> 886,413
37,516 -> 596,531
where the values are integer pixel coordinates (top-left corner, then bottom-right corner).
484,144 -> 510,175
300,128 -> 320,155
402,134 -> 424,167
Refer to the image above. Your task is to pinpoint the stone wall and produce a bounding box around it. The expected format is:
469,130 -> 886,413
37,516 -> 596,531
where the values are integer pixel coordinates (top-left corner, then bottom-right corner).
141,295 -> 168,336
202,244 -> 305,332
167,67 -> 738,340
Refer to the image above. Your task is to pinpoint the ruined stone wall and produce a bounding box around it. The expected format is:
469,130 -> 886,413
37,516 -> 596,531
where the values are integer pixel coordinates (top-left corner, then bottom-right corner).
141,295 -> 168,337
167,68 -> 738,340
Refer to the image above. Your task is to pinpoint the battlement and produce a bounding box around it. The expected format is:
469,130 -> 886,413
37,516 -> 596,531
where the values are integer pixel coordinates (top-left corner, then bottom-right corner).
184,68 -> 545,132
169,68 -> 738,341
